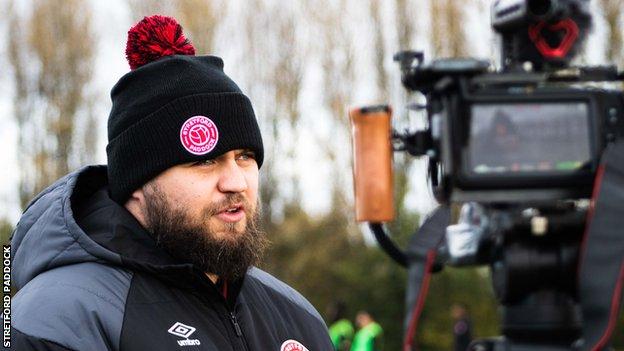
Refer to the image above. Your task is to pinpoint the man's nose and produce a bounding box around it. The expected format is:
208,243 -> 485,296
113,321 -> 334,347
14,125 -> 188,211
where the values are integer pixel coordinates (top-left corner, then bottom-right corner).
217,160 -> 248,193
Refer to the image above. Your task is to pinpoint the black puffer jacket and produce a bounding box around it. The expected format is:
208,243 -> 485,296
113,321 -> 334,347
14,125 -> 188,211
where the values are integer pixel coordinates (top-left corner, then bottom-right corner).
9,166 -> 332,351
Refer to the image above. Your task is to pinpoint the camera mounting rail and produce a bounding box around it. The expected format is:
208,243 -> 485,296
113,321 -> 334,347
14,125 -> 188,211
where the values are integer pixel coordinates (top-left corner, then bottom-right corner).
470,65 -> 623,86
394,50 -> 624,93
394,51 -> 492,94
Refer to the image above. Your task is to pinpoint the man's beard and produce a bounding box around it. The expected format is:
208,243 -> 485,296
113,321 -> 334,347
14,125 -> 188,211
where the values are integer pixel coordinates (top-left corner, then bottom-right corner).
143,184 -> 267,281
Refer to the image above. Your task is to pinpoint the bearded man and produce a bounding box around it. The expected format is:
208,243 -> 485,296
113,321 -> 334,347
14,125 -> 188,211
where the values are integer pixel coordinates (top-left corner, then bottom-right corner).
9,15 -> 332,351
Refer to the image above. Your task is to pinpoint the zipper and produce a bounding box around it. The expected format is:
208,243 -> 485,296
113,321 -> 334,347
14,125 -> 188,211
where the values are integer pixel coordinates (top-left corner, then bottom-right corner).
195,273 -> 249,350
228,310 -> 250,351
229,311 -> 243,337
197,296 -> 250,350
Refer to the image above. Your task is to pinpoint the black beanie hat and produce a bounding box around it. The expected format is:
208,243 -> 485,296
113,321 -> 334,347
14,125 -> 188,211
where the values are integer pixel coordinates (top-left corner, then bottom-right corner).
106,15 -> 263,204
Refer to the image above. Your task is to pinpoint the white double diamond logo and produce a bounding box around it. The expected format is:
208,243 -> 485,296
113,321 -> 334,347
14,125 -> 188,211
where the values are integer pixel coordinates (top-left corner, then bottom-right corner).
168,322 -> 196,339
168,322 -> 202,346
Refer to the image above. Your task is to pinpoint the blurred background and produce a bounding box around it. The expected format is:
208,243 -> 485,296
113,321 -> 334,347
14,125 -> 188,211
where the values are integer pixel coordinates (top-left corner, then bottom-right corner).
0,0 -> 622,349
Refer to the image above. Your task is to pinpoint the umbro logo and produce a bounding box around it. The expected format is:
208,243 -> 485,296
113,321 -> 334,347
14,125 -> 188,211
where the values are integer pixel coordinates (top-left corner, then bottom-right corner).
168,322 -> 202,347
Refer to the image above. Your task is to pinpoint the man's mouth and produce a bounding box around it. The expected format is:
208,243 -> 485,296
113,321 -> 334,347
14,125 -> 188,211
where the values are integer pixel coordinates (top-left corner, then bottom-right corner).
215,203 -> 245,223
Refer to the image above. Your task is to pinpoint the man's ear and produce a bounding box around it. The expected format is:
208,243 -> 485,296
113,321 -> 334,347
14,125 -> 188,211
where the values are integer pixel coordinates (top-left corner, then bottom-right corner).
125,187 -> 148,227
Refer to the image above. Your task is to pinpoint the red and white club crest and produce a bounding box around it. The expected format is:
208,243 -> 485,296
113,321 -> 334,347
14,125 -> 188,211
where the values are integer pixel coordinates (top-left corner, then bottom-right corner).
180,116 -> 219,155
280,340 -> 309,351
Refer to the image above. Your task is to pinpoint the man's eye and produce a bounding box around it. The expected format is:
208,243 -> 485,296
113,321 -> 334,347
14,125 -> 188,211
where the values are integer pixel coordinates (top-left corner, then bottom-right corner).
194,159 -> 217,166
238,152 -> 256,161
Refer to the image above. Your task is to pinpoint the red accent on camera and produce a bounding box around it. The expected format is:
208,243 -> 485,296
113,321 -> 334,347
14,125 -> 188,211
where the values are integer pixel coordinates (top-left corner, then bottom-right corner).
528,19 -> 579,59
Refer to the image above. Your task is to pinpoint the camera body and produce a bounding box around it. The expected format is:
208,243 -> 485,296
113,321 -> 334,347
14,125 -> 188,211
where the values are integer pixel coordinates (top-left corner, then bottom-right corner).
389,54 -> 624,347
394,0 -> 622,204
399,58 -> 624,203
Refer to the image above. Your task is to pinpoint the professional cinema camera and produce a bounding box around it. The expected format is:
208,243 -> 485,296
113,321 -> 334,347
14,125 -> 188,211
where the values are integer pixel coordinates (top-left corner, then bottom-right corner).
349,0 -> 624,350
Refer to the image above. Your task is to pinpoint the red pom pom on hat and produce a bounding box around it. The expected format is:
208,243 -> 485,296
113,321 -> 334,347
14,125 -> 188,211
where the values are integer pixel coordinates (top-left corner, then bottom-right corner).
126,15 -> 196,70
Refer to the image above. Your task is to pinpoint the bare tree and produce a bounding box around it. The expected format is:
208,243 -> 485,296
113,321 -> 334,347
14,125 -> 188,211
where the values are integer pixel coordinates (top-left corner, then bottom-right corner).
127,0 -> 220,55
431,0 -> 468,58
370,0 -> 389,102
7,0 -> 96,208
126,1 -> 176,24
307,0 -> 359,223
599,0 -> 624,67
238,0 -> 306,226
317,0 -> 355,131
392,0 -> 420,230
174,0 -> 220,55
396,0 -> 418,51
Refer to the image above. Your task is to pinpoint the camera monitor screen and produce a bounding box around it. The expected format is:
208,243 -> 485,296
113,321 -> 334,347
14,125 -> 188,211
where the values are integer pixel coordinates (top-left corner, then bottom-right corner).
467,102 -> 591,175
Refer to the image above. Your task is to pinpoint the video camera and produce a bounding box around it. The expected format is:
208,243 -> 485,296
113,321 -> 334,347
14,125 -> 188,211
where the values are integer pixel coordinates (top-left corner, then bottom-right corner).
394,0 -> 623,204
350,0 -> 624,350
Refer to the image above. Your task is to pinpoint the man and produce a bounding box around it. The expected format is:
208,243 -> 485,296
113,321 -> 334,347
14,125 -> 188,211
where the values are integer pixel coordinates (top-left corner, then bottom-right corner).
451,303 -> 473,351
350,311 -> 383,351
327,301 -> 354,350
9,15 -> 332,351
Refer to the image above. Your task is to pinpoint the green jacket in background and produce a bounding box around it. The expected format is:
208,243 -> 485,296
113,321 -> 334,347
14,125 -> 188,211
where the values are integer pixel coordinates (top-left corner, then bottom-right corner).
351,322 -> 383,351
329,318 -> 355,350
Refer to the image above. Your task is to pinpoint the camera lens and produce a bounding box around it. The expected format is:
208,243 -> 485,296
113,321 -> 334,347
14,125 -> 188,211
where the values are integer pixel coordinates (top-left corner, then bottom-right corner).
528,0 -> 552,17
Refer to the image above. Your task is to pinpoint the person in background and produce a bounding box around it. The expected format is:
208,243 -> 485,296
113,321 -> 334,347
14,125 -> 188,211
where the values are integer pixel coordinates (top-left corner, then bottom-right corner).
328,301 -> 355,350
351,310 -> 383,351
451,303 -> 473,351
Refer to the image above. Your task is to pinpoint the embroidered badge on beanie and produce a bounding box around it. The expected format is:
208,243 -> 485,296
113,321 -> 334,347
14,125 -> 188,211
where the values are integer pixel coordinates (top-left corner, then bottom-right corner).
180,116 -> 219,155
